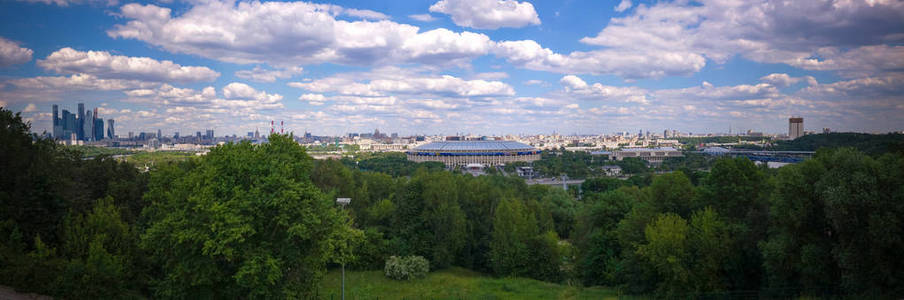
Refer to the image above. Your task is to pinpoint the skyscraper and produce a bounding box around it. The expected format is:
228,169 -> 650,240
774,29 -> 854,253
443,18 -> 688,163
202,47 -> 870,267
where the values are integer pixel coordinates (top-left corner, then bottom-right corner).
94,117 -> 104,141
77,103 -> 85,140
61,109 -> 74,139
84,110 -> 94,141
107,119 -> 115,139
157,129 -> 162,139
789,117 -> 804,139
52,105 -> 62,139
206,129 -> 214,140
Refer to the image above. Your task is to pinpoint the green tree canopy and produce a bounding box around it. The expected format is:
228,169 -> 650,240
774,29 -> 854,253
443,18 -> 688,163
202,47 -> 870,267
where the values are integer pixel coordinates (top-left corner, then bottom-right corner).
140,135 -> 351,298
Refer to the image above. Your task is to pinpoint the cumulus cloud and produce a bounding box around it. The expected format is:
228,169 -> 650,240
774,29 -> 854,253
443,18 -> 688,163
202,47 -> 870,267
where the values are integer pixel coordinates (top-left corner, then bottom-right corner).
125,82 -> 284,111
108,1 -> 493,67
37,48 -> 219,82
299,93 -> 326,105
578,0 -> 904,78
614,0 -> 632,12
235,66 -> 303,83
18,0 -> 117,6
8,73 -> 158,91
493,39 -> 706,79
559,75 -> 650,104
23,103 -> 38,112
759,73 -> 818,88
0,37 -> 33,67
472,72 -> 508,80
288,68 -> 515,97
409,14 -> 437,22
428,0 -> 541,30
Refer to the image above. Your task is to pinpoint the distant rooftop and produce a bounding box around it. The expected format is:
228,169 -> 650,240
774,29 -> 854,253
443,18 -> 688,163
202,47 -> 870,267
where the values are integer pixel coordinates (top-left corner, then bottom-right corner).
618,147 -> 679,152
414,140 -> 535,151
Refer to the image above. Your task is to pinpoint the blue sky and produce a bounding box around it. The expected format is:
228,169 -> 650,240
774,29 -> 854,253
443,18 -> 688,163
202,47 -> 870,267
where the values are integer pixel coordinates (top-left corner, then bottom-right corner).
1,0 -> 902,136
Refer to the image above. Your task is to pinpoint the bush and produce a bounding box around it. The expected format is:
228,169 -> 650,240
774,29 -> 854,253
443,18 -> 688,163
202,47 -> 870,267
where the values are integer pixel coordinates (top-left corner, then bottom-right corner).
384,256 -> 429,280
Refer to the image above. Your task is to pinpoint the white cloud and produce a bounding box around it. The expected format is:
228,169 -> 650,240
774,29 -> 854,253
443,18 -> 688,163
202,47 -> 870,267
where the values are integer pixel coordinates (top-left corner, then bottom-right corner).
493,39 -> 706,79
472,72 -> 508,80
38,48 -> 219,82
577,0 -> 904,78
108,1 -> 493,68
18,0 -> 117,6
614,0 -> 632,12
784,45 -> 904,78
289,68 -> 515,97
8,73 -> 158,91
559,75 -> 649,104
23,103 -> 38,112
428,0 -> 541,30
409,14 -> 437,22
523,79 -> 545,86
0,37 -> 33,67
235,66 -> 303,83
759,73 -> 818,88
299,93 -> 326,105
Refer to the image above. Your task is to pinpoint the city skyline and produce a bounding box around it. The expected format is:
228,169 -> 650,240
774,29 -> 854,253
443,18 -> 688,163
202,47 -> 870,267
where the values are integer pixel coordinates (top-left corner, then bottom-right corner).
1,0 -> 903,136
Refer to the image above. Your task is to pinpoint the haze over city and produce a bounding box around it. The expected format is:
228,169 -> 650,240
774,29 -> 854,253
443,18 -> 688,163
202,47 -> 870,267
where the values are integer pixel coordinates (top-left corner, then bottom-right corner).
1,0 -> 903,136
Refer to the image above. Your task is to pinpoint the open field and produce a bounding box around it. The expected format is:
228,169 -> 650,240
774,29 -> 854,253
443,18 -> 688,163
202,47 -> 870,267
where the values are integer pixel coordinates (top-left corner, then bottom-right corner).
318,267 -> 619,300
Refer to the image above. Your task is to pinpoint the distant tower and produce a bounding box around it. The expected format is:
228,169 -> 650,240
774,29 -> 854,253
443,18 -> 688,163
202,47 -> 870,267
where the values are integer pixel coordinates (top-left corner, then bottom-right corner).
52,105 -> 62,139
77,103 -> 85,140
789,117 -> 804,139
107,119 -> 115,139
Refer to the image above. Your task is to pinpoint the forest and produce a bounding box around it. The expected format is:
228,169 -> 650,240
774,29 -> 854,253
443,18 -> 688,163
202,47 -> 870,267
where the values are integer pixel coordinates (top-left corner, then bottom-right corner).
1,107 -> 903,299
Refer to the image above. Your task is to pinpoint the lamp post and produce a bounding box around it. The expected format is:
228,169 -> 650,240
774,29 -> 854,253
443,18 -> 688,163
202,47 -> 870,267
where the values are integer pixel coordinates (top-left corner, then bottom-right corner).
335,197 -> 351,300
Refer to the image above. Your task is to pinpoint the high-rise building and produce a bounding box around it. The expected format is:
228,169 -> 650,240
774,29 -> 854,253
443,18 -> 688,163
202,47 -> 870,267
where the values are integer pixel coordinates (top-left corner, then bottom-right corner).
94,117 -> 104,141
196,131 -> 202,140
77,103 -> 85,140
663,129 -> 669,138
52,105 -> 62,139
84,110 -> 94,141
107,119 -> 115,139
206,129 -> 214,140
174,132 -> 180,139
789,117 -> 804,139
157,129 -> 162,139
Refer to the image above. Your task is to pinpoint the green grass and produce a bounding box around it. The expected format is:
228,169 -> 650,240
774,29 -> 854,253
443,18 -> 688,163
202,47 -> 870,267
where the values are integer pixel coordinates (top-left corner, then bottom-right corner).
125,151 -> 197,167
318,267 -> 619,300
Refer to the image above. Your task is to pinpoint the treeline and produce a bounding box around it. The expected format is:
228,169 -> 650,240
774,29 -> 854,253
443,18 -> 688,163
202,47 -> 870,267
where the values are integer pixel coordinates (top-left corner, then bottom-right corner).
2,107 -> 903,298
772,132 -> 904,155
1,109 -> 356,298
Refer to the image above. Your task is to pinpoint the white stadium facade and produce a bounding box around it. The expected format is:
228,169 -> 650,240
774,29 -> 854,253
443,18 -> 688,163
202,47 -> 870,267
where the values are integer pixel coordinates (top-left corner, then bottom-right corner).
406,141 -> 541,167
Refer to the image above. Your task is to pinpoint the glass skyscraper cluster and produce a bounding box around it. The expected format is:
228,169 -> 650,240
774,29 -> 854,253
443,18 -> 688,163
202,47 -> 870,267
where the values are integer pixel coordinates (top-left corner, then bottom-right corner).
51,103 -> 114,141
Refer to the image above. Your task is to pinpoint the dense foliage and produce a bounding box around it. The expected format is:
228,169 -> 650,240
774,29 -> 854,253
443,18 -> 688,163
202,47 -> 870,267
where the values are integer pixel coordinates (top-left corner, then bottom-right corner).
772,132 -> 904,155
384,255 -> 429,280
2,106 -> 902,298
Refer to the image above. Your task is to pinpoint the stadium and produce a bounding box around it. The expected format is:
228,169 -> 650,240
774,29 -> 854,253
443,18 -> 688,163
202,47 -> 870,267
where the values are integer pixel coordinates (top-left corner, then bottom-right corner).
406,141 -> 541,167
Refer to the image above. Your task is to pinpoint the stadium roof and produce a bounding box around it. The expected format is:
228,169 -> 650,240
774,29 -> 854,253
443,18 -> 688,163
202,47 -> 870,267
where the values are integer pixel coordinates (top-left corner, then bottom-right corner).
414,141 -> 535,151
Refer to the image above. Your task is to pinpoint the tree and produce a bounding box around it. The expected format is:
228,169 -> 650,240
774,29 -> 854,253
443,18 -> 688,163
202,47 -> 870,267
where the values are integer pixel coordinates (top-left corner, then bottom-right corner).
687,207 -> 731,293
573,187 -> 637,286
648,171 -> 696,218
698,157 -> 769,290
141,135 -> 350,298
637,213 -> 690,296
490,197 -> 536,277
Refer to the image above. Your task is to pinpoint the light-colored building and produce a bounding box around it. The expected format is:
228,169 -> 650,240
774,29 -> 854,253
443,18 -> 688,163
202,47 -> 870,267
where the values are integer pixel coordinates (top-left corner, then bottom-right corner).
789,117 -> 804,139
611,147 -> 683,164
601,165 -> 622,177
407,141 -> 541,167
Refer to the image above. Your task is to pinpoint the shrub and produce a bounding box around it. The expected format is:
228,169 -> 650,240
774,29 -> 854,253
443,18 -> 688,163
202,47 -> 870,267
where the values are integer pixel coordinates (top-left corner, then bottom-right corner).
384,256 -> 429,280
